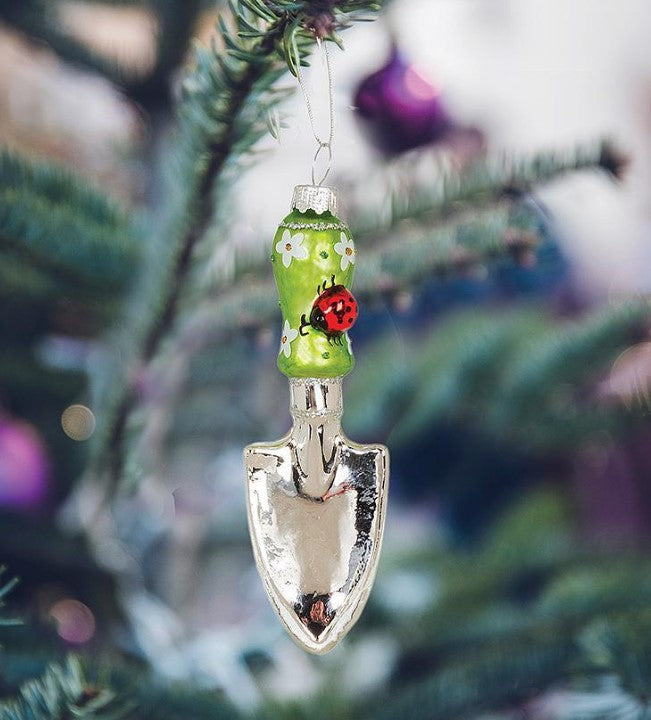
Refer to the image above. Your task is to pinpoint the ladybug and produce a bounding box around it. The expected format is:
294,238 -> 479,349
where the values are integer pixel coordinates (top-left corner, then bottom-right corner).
299,275 -> 358,345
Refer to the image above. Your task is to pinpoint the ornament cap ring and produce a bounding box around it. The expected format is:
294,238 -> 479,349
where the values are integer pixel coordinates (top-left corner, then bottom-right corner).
291,184 -> 338,215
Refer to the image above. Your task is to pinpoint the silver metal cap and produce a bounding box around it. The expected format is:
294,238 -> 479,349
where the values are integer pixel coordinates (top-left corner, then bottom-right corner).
289,377 -> 343,418
292,185 -> 338,216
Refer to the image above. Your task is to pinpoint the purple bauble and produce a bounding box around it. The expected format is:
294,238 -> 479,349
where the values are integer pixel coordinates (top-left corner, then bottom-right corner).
354,46 -> 453,155
0,415 -> 49,509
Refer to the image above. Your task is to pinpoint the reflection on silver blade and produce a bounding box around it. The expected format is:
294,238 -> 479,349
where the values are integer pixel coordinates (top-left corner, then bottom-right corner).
244,378 -> 389,654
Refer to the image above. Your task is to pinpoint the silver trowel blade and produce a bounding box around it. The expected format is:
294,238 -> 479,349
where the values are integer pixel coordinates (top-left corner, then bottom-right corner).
244,379 -> 388,654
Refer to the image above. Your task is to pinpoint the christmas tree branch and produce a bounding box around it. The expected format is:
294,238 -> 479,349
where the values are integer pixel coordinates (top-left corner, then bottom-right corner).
0,152 -> 138,293
346,301 -> 648,448
130,194 -> 619,465
112,205 -> 535,457
183,204 -> 532,342
0,568 -> 20,629
351,139 -> 624,239
366,491 -> 651,719
93,0 -> 387,485
0,151 -> 130,231
197,142 -> 615,298
230,204 -> 531,327
483,315 -> 645,450
90,4 -> 620,493
371,638 -> 573,720
0,649 -> 246,720
370,584 -> 651,720
0,656 -> 132,720
399,555 -> 651,656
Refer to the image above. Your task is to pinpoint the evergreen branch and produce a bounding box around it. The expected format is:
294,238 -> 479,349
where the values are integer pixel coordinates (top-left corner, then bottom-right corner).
0,152 -> 128,231
488,302 -> 649,448
343,301 -> 648,449
0,249 -> 63,303
356,207 -> 537,293
0,651 -> 246,720
0,152 -> 138,293
380,491 -> 651,668
0,252 -> 123,333
171,205 -> 536,351
367,492 -> 651,719
578,611 -> 651,700
0,656 -> 131,720
352,139 -> 622,239
122,206 -> 539,456
0,567 -> 20,629
374,595 -> 651,720
92,9 -> 618,493
197,142 -> 613,298
400,558 -> 651,662
94,0 -> 387,485
370,638 -> 573,720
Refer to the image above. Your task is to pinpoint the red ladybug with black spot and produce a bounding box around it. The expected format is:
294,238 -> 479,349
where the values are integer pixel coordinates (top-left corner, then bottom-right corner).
299,275 -> 358,345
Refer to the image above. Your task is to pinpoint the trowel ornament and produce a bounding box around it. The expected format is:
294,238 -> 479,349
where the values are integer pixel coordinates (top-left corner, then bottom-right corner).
244,185 -> 389,654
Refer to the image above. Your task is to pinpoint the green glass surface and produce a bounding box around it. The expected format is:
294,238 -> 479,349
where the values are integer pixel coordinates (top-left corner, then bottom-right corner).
273,208 -> 355,378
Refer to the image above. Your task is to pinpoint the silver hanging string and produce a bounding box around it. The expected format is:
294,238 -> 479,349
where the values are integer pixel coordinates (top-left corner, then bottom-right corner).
295,37 -> 335,186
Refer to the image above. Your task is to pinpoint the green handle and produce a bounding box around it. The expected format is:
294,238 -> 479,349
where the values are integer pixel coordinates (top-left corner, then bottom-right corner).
272,208 -> 355,378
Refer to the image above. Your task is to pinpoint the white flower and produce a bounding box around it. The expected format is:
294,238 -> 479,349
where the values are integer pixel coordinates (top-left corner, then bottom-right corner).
279,320 -> 298,358
333,232 -> 355,271
275,230 -> 307,268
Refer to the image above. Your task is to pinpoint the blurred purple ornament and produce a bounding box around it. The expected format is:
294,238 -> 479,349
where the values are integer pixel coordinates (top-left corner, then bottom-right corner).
354,45 -> 483,157
0,414 -> 49,509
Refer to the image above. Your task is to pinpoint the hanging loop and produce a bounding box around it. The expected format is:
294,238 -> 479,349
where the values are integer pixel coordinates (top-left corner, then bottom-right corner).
312,141 -> 332,186
295,37 -> 335,185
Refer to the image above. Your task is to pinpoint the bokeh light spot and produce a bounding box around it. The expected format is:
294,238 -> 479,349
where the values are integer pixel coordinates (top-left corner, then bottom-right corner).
610,342 -> 651,412
61,404 -> 96,441
49,598 -> 96,644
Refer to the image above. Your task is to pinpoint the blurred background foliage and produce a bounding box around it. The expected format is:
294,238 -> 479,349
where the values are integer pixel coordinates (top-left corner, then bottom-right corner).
1,0 -> 651,718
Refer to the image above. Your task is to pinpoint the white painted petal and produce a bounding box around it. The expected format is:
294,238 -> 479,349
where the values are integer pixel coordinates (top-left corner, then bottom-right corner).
277,231 -> 295,267
333,240 -> 346,256
275,239 -> 285,255
279,321 -> 298,357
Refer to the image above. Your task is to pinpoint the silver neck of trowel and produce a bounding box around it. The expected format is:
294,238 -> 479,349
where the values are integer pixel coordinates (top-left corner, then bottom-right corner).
289,377 -> 343,420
